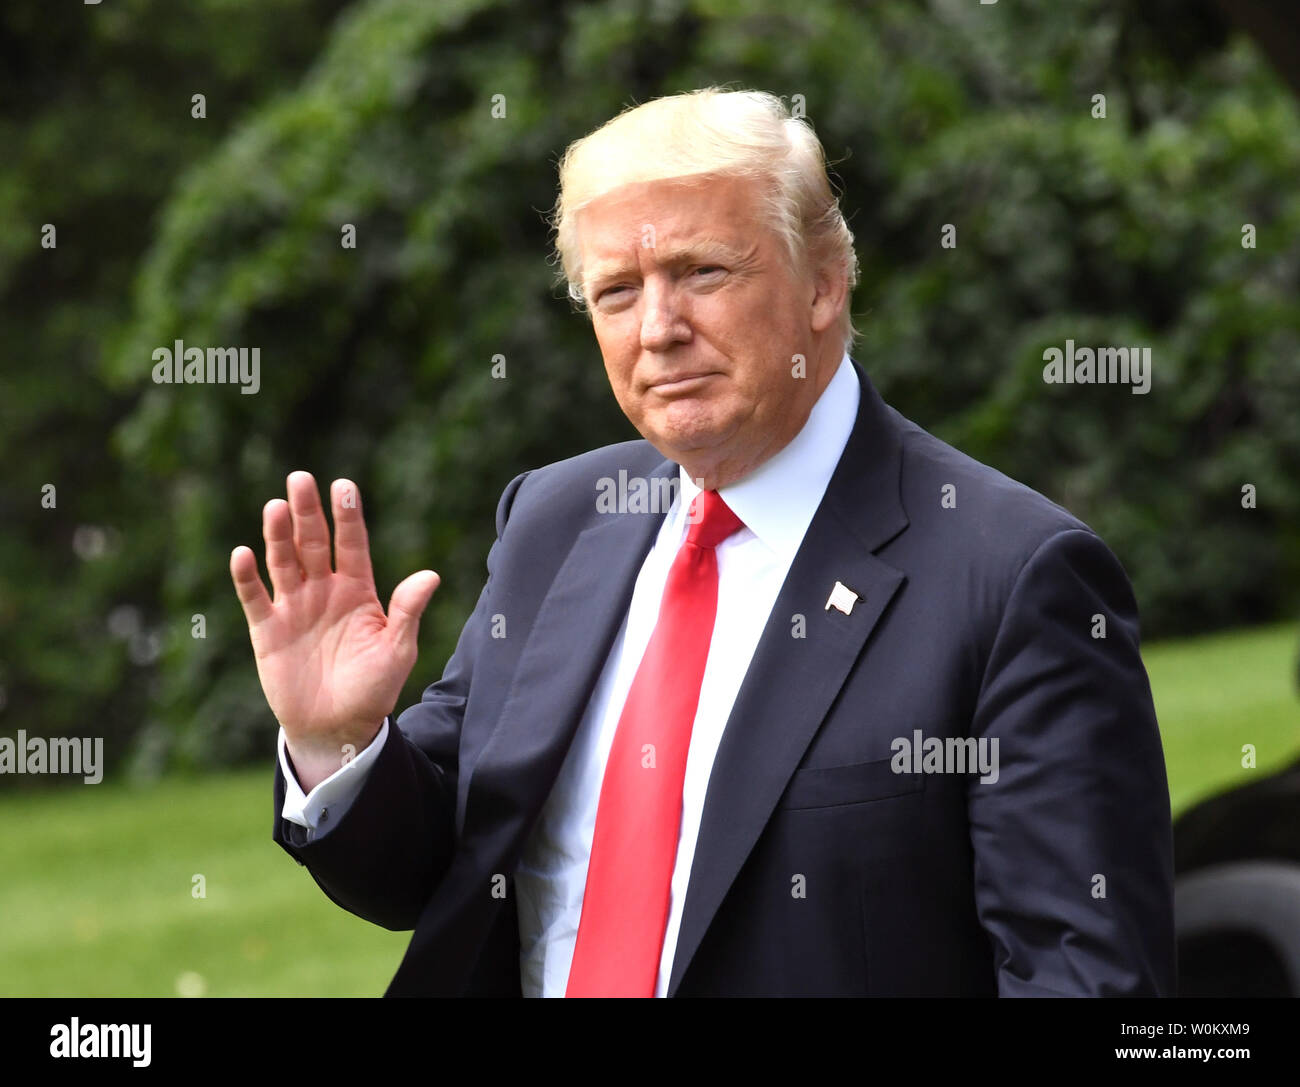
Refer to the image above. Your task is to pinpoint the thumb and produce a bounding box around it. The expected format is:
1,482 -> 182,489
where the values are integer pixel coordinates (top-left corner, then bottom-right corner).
386,570 -> 441,651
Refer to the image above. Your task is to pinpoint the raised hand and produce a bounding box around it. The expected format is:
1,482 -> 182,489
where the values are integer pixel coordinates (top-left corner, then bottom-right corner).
229,471 -> 440,791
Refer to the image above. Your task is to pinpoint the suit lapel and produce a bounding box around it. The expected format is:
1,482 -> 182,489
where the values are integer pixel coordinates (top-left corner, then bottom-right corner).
667,361 -> 910,995
458,458 -> 676,857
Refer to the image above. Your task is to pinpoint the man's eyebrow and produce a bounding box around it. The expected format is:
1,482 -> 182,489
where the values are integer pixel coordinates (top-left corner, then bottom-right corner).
655,239 -> 748,264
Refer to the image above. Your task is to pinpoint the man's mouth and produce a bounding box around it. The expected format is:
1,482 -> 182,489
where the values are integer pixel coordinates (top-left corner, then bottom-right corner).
648,371 -> 720,394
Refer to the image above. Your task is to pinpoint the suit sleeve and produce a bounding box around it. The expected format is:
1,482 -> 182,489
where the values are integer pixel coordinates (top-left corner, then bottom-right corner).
967,527 -> 1177,996
270,470 -> 531,931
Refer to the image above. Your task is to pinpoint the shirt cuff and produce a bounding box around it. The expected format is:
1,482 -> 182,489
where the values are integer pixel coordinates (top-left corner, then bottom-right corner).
278,719 -> 389,832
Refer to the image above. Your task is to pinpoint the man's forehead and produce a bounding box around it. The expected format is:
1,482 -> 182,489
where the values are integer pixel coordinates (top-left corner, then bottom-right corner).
576,174 -> 767,270
584,234 -> 750,273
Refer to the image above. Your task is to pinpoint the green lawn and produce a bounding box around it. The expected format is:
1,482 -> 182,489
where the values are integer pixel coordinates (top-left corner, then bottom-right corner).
0,769 -> 409,997
1145,620 -> 1300,815
1,620 -> 1296,996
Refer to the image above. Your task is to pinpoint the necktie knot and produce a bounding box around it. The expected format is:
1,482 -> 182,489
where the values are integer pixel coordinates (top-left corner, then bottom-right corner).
685,490 -> 744,550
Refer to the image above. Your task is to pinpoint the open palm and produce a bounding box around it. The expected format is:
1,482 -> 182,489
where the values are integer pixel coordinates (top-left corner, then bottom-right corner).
230,471 -> 439,786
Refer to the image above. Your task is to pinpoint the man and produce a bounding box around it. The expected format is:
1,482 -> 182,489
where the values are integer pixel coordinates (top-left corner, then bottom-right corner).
230,88 -> 1176,996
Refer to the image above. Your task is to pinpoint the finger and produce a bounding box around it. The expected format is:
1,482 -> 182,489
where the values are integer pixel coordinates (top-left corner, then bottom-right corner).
331,478 -> 374,585
262,498 -> 303,599
386,570 -> 441,653
287,470 -> 332,580
230,545 -> 274,626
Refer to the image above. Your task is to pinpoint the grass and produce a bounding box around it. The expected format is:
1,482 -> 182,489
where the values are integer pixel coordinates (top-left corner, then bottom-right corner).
0,620 -> 1296,996
1145,620 -> 1300,815
0,769 -> 409,997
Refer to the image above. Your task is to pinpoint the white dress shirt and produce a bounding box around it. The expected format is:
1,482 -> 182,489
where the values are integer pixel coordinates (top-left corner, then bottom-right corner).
279,350 -> 860,996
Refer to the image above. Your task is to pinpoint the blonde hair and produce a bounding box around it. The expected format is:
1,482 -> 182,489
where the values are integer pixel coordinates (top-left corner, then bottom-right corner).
549,87 -> 859,350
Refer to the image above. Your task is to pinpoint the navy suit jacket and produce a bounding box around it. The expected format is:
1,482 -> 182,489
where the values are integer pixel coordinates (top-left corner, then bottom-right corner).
272,359 -> 1177,996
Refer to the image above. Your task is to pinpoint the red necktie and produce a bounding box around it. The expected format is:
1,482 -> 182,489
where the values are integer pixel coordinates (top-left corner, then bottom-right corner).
566,489 -> 745,997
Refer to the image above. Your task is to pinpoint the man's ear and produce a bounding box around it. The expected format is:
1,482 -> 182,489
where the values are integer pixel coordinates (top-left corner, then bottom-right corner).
808,256 -> 849,335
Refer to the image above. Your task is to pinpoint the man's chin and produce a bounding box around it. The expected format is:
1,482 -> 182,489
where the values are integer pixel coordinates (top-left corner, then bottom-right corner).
638,420 -> 740,473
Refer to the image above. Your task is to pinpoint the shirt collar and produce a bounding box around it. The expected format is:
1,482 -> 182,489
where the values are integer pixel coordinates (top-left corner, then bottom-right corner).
676,350 -> 859,564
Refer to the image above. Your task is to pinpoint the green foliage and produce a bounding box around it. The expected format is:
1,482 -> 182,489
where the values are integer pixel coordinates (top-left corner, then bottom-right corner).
0,0 -> 352,777
2,0 -> 1298,776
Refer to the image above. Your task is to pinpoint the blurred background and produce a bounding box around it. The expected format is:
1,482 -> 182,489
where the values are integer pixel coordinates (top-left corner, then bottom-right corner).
1,0 -> 1297,996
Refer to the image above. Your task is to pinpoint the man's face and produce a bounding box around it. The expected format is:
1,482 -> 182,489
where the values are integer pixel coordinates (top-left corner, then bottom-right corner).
576,173 -> 844,489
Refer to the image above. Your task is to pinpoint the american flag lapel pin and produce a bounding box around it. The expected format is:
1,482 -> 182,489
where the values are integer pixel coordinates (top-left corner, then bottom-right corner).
825,581 -> 859,616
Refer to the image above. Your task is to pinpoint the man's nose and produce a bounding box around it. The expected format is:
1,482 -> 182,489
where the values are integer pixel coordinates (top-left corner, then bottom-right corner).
639,279 -> 688,351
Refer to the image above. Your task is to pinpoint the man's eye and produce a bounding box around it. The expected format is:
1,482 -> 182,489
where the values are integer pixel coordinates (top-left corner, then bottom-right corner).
693,266 -> 724,277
